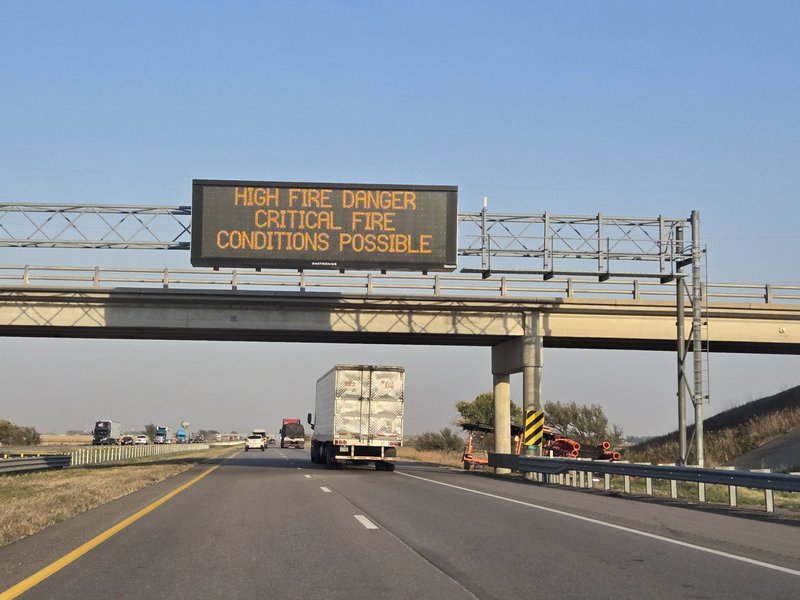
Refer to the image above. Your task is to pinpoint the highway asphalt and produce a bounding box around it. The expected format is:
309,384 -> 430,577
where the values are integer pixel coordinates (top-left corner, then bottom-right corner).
1,448 -> 798,599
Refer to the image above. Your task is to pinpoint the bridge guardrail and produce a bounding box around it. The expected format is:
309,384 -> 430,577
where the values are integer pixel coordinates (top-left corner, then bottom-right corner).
0,454 -> 71,475
489,453 -> 800,513
1,265 -> 799,304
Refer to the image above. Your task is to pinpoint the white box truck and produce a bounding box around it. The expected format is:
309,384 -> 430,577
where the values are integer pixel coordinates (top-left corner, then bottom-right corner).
308,365 -> 404,471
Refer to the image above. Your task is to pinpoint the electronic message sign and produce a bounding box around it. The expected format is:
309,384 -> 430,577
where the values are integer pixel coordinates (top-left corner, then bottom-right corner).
191,180 -> 458,271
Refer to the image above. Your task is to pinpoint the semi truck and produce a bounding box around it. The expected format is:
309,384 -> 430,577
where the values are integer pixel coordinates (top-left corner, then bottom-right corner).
92,420 -> 122,445
175,427 -> 188,443
308,365 -> 404,471
280,418 -> 305,449
154,426 -> 171,444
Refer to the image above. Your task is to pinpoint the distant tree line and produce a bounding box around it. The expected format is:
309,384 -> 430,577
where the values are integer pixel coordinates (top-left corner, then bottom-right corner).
0,419 -> 41,445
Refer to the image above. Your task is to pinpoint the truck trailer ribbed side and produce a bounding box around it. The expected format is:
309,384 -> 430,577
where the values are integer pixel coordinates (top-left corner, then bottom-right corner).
309,365 -> 404,471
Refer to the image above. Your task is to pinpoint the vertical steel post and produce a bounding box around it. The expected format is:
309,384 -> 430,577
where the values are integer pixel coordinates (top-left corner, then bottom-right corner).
691,210 -> 704,467
481,197 -> 489,273
676,226 -> 687,464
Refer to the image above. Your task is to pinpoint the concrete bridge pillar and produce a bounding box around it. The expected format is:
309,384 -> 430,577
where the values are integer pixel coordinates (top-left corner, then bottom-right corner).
493,373 -> 511,475
491,312 -> 544,474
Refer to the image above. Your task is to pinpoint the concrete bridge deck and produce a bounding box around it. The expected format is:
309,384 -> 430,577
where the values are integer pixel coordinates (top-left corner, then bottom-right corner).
1,285 -> 799,354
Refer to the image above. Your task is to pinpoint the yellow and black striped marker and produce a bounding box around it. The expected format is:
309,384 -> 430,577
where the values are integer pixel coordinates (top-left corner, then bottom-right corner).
524,410 -> 544,446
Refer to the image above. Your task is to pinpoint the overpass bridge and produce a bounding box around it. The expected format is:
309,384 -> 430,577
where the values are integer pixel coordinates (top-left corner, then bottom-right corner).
0,267 -> 798,353
2,202 -> 799,467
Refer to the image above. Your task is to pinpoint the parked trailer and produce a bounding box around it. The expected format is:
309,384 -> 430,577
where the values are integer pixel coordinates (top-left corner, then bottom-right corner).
308,365 -> 404,471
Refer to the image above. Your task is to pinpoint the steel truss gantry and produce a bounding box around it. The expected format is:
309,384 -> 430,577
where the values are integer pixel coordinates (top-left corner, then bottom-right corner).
0,201 -> 708,464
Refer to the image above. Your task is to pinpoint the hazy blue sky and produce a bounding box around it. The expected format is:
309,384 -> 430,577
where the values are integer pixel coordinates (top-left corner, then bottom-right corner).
1,1 -> 798,437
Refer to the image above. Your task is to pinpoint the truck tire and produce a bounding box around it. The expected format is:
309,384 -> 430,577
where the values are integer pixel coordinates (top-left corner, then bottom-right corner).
324,444 -> 335,469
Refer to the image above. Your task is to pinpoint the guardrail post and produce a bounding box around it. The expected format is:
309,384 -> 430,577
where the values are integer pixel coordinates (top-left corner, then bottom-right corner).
587,470 -> 593,489
698,482 -> 706,503
578,470 -> 585,488
659,464 -> 678,498
719,467 -> 737,507
751,469 -> 774,512
637,463 -> 653,495
604,473 -> 611,491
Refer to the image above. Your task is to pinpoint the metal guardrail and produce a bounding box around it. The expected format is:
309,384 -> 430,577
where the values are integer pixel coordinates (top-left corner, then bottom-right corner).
489,453 -> 800,512
0,454 -> 71,474
70,443 -> 210,466
1,264 -> 799,304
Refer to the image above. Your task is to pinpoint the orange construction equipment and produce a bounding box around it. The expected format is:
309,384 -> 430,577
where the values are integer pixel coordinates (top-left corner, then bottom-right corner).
460,422 -> 524,469
461,423 -> 620,468
542,426 -> 619,461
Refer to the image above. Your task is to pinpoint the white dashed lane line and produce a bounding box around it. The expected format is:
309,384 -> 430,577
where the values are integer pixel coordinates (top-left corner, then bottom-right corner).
354,515 -> 379,530
320,487 -> 332,493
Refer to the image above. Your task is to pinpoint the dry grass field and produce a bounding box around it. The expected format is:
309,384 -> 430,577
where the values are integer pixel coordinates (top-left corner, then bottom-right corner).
396,447 -> 465,469
0,445 -> 234,547
39,434 -> 93,446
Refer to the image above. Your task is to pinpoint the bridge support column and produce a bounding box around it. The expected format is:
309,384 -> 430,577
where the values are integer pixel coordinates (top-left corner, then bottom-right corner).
492,312 -> 545,475
493,373 -> 511,474
523,313 -> 544,479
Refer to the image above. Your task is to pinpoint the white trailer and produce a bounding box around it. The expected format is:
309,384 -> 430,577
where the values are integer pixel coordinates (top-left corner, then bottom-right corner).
308,365 -> 404,471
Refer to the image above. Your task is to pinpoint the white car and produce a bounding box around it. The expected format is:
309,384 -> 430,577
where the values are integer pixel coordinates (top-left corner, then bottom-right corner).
245,434 -> 265,451
135,435 -> 148,445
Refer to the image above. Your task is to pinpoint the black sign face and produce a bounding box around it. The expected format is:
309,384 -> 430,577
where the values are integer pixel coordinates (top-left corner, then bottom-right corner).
191,180 -> 458,271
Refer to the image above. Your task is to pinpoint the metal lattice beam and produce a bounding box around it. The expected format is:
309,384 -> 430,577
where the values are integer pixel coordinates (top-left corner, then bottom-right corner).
0,203 -> 692,279
0,203 -> 191,250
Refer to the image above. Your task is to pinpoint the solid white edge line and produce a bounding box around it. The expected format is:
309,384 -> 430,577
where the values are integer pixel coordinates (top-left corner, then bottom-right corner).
397,471 -> 800,577
320,486 -> 332,493
355,515 -> 379,530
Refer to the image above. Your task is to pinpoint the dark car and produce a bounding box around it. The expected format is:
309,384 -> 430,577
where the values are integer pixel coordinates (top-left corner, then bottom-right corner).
121,435 -> 135,445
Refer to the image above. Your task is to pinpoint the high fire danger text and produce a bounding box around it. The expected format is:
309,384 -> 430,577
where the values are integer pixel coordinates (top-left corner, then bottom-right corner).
190,180 -> 458,271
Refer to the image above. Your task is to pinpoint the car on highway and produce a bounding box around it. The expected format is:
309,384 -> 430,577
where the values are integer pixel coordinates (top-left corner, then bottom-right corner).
121,435 -> 135,445
135,435 -> 148,445
245,434 -> 265,451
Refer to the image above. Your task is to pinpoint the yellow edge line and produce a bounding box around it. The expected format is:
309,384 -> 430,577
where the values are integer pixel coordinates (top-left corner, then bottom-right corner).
0,462 -> 223,600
